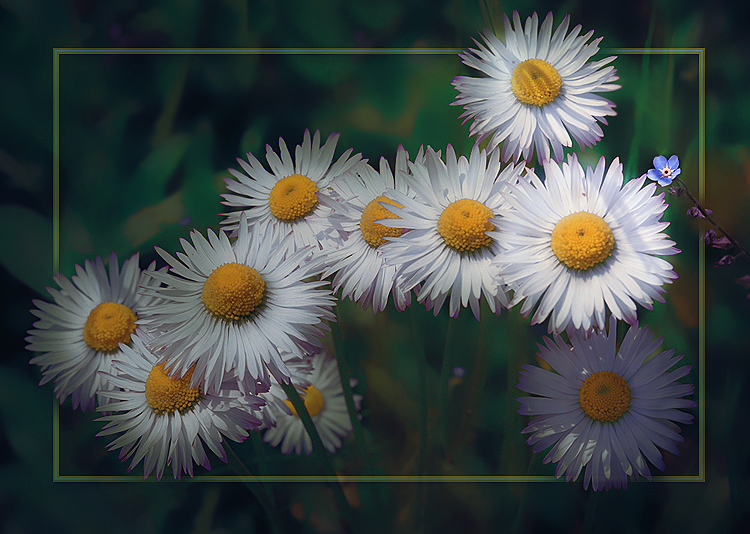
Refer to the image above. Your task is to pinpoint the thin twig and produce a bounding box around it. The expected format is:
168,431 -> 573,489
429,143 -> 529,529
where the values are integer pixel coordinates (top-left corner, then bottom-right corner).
673,177 -> 750,262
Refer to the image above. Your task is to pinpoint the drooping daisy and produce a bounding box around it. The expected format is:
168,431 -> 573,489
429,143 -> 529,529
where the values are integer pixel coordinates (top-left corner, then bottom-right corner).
138,213 -> 337,395
452,11 -> 620,164
313,146 -> 421,313
491,154 -> 679,335
262,349 -> 361,455
378,144 -> 526,319
25,252 -> 163,412
517,317 -> 696,491
255,349 -> 314,429
97,332 -> 264,480
221,129 -> 362,256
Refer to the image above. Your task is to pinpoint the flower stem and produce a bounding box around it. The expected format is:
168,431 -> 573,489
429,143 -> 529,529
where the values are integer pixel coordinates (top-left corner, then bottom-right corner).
409,304 -> 428,532
675,177 -> 750,262
438,317 -> 457,458
331,319 -> 370,471
499,309 -> 528,475
449,308 -> 490,458
330,317 -> 385,520
280,380 -> 354,527
510,452 -> 539,534
225,443 -> 283,534
581,490 -> 602,534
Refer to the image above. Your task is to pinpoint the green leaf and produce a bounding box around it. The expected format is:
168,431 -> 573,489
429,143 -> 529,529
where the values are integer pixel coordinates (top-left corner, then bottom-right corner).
0,365 -> 51,478
183,123 -> 224,230
0,205 -> 53,294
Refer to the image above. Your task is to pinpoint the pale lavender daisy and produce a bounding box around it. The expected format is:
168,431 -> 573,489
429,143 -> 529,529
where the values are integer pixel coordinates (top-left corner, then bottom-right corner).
517,317 -> 696,491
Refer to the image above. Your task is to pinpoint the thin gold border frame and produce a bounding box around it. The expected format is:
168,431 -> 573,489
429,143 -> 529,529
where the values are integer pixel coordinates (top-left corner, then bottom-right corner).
52,47 -> 705,483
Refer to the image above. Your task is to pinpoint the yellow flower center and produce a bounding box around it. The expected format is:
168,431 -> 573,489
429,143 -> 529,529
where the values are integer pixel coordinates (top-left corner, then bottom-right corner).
578,371 -> 631,423
83,302 -> 137,352
511,59 -> 563,107
145,363 -> 203,415
437,199 -> 495,253
268,174 -> 319,222
202,262 -> 265,321
360,195 -> 404,248
550,212 -> 615,271
284,385 -> 325,417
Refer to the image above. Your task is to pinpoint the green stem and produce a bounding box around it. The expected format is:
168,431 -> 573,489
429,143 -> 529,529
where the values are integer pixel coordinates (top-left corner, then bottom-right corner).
280,381 -> 354,527
449,308 -> 490,459
249,427 -> 269,477
510,451 -> 539,534
438,317 -> 457,459
581,491 -> 602,534
409,304 -> 427,532
626,4 -> 657,174
662,36 -> 675,142
225,443 -> 283,534
331,316 -> 385,525
331,319 -> 371,472
498,309 -> 528,475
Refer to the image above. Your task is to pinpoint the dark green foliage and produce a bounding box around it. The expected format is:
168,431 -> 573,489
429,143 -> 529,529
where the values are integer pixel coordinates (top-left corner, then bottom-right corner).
2,0 -> 749,532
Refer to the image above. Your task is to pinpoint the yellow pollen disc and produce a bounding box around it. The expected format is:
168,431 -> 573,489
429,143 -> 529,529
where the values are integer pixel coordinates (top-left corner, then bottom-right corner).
437,199 -> 495,253
511,59 -> 563,107
550,211 -> 615,271
360,195 -> 404,248
579,371 -> 631,423
268,174 -> 319,222
284,385 -> 325,418
202,262 -> 265,321
145,363 -> 203,415
83,302 -> 137,352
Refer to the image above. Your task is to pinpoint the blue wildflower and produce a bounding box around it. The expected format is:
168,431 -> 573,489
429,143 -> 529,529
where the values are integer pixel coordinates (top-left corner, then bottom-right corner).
647,155 -> 681,186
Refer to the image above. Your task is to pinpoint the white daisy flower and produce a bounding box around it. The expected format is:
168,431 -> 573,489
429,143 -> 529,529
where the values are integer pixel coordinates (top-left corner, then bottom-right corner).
221,129 -> 362,256
139,213 -> 337,396
491,154 -> 679,335
255,349 -> 314,429
452,11 -> 620,163
378,144 -> 526,319
312,146 -> 421,313
262,349 -> 361,455
25,252 -> 163,412
97,332 -> 264,480
517,317 -> 696,491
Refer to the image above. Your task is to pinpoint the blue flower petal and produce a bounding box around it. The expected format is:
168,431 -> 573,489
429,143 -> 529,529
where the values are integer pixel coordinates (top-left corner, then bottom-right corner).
667,155 -> 680,169
653,155 -> 667,169
657,175 -> 674,187
647,169 -> 662,182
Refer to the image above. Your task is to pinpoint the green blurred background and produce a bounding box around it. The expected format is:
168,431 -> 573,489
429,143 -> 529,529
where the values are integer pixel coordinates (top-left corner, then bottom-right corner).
1,0 -> 749,532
